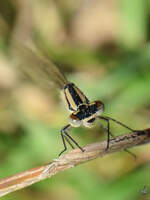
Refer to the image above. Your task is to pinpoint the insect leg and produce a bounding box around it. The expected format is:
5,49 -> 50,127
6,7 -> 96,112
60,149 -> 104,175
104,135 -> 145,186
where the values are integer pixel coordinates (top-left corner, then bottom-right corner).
124,149 -> 136,159
99,122 -> 114,137
59,124 -> 72,156
101,116 -> 134,131
59,130 -> 67,157
59,124 -> 84,156
98,116 -> 110,150
64,135 -> 75,149
98,116 -> 136,159
64,131 -> 84,153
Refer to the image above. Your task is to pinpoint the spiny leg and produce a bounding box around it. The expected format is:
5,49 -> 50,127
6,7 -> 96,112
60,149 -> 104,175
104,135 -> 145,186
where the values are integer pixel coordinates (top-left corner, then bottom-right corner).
101,116 -> 134,132
59,132 -> 75,157
98,116 -> 136,159
64,131 -> 84,152
59,124 -> 84,156
124,149 -> 136,159
98,116 -> 110,150
104,116 -> 137,158
59,130 -> 67,157
99,122 -> 114,137
64,135 -> 75,149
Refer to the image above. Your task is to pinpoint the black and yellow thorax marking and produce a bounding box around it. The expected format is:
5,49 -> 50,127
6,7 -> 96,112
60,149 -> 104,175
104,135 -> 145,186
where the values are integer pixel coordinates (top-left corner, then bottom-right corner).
62,83 -> 104,128
63,83 -> 89,112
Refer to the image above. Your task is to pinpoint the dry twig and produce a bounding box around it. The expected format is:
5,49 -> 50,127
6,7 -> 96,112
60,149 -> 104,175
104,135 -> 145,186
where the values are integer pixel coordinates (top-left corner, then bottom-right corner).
0,129 -> 150,197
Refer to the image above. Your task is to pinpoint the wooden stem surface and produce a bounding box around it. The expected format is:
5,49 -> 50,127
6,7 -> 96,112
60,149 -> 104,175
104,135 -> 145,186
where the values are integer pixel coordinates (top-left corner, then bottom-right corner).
0,129 -> 150,197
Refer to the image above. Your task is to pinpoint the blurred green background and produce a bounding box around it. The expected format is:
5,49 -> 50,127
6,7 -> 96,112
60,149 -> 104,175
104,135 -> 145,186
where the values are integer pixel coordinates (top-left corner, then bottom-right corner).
0,0 -> 150,199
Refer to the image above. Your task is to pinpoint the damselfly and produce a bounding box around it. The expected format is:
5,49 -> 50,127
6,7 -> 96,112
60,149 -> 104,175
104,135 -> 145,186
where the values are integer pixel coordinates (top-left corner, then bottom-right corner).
16,45 -> 134,156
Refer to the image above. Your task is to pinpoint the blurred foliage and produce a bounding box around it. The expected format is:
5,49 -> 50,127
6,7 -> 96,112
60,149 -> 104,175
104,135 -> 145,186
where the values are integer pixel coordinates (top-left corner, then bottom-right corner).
0,0 -> 150,200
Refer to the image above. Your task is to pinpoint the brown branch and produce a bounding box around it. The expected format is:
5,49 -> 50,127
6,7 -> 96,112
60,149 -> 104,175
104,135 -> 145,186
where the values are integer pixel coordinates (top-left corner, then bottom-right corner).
0,129 -> 150,197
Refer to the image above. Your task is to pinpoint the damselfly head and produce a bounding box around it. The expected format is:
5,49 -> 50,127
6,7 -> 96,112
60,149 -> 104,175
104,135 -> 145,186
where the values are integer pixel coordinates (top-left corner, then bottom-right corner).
82,101 -> 104,128
69,100 -> 104,128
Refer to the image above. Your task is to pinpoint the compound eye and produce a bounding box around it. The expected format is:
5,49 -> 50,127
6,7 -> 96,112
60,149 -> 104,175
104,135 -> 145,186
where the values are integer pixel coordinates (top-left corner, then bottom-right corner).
69,113 -> 82,127
95,100 -> 103,109
95,101 -> 104,116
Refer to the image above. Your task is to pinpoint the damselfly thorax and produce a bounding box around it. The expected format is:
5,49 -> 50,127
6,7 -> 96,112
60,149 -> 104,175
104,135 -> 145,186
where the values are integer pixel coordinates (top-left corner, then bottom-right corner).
61,83 -> 104,128
16,44 -> 135,157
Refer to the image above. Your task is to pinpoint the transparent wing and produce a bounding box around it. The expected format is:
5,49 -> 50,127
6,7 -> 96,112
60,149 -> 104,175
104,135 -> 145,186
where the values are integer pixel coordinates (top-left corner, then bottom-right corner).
13,44 -> 68,90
